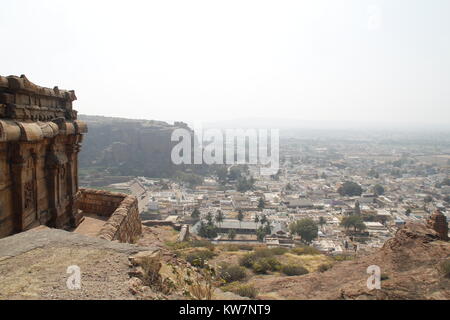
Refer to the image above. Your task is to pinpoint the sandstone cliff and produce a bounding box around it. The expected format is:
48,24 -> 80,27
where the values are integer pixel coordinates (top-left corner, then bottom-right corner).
78,115 -> 192,178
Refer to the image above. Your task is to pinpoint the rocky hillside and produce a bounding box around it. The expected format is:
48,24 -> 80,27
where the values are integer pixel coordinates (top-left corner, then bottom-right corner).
0,223 -> 448,300
0,226 -> 240,300
78,115 -> 192,178
252,223 -> 450,300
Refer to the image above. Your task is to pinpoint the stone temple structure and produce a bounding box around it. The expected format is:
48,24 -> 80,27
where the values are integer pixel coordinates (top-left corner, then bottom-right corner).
426,209 -> 449,241
0,75 -> 141,242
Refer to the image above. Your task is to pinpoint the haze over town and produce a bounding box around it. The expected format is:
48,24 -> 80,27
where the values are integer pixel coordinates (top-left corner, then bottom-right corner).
1,0 -> 450,128
0,0 -> 449,302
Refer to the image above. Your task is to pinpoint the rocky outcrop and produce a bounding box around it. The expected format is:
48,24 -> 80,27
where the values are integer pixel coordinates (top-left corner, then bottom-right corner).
252,222 -> 450,300
426,209 -> 449,241
0,227 -> 155,300
78,115 -> 193,178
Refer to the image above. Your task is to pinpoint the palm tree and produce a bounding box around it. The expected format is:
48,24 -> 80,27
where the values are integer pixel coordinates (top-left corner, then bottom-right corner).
237,210 -> 244,230
260,214 -> 268,225
228,229 -> 236,240
191,208 -> 200,219
215,210 -> 224,229
206,212 -> 214,225
264,222 -> 271,235
318,216 -> 326,230
254,214 -> 260,229
258,198 -> 265,211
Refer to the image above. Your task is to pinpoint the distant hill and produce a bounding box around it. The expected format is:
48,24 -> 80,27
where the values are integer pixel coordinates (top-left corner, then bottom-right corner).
78,114 -> 192,178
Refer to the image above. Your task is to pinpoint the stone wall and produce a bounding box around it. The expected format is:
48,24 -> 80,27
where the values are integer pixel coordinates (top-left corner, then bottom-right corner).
78,188 -> 126,217
142,220 -> 182,231
177,225 -> 190,242
79,188 -> 142,243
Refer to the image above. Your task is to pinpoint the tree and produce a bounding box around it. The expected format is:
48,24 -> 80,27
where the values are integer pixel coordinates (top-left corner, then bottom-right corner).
237,210 -> 244,229
206,212 -> 214,224
228,229 -> 236,240
338,181 -> 363,197
340,216 -> 366,233
198,221 -> 218,239
354,200 -> 361,215
236,176 -> 255,192
260,214 -> 268,225
318,217 -> 326,228
424,195 -> 433,204
228,167 -> 242,181
216,167 -> 229,185
289,219 -> 318,244
176,171 -> 204,188
263,222 -> 271,235
444,196 -> 450,204
191,208 -> 200,219
368,169 -> 379,178
256,227 -> 266,242
258,198 -> 265,211
254,214 -> 260,228
373,184 -> 385,196
215,210 -> 224,228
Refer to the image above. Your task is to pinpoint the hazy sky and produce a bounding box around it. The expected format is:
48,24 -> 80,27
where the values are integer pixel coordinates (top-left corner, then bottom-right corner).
1,0 -> 449,128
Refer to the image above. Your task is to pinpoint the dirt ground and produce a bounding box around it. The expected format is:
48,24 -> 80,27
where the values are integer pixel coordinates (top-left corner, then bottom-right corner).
0,227 -> 154,300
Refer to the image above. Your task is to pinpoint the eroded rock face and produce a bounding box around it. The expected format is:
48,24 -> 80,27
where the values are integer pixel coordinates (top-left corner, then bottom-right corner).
252,222 -> 450,300
78,115 -> 194,178
383,222 -> 441,250
426,209 -> 449,241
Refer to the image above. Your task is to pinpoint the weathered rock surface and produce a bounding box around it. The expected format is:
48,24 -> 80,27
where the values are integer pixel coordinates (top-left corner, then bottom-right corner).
0,227 -> 224,300
252,223 -> 450,300
0,227 -> 155,300
78,115 -> 192,178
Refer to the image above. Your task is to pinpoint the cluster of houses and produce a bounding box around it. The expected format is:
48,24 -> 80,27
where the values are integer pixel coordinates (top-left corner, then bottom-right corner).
102,140 -> 450,255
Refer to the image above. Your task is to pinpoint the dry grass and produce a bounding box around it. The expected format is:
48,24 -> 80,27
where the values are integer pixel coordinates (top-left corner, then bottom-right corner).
281,253 -> 332,272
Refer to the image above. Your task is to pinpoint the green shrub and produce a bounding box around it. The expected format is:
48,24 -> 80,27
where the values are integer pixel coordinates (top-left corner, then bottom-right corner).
190,240 -> 215,250
254,248 -> 274,258
224,244 -> 239,251
237,244 -> 255,251
440,259 -> 450,278
332,254 -> 354,262
381,273 -> 389,281
219,265 -> 247,283
223,283 -> 258,299
185,250 -> 216,268
252,257 -> 281,274
269,247 -> 289,255
318,263 -> 333,273
239,253 -> 258,268
291,246 -> 321,256
281,264 -> 309,276
165,241 -> 191,250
